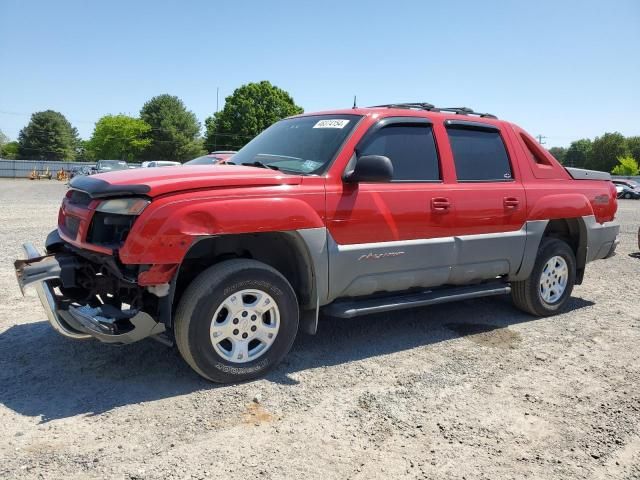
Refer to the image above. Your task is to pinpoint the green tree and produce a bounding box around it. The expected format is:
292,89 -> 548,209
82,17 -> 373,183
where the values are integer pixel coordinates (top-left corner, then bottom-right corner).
587,132 -> 628,172
564,139 -> 592,168
626,136 -> 640,163
0,129 -> 8,149
611,155 -> 640,176
17,110 -> 80,160
548,146 -> 567,164
77,139 -> 96,161
204,81 -> 303,151
140,94 -> 203,161
87,114 -> 151,161
1,140 -> 19,159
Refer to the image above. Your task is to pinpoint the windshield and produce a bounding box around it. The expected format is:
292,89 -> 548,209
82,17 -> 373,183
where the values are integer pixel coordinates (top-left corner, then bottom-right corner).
99,160 -> 128,170
185,155 -> 220,165
615,180 -> 639,188
231,114 -> 362,174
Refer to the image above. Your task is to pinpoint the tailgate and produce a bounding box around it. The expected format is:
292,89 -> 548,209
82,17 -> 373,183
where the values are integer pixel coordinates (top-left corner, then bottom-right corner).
565,167 -> 611,181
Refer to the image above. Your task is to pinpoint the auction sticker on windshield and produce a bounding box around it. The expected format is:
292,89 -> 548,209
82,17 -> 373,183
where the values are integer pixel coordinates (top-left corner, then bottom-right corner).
313,119 -> 350,129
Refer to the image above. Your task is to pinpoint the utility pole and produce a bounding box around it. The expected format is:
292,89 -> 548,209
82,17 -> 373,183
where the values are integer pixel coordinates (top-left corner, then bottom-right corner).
536,134 -> 547,145
214,87 -> 219,152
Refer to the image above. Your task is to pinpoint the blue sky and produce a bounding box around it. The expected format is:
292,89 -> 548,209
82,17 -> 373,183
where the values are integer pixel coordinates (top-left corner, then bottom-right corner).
1,0 -> 638,147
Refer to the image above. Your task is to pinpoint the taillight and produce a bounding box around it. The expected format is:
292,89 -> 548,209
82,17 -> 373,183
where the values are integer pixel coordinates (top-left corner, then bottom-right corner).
609,182 -> 618,220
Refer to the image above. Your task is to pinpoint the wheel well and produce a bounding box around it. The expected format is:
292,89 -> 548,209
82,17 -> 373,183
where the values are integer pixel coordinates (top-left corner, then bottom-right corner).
174,232 -> 315,315
543,218 -> 587,283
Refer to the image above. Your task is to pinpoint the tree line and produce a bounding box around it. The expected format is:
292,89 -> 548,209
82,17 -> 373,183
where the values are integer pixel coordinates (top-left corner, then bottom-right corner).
0,81 -> 302,162
549,133 -> 640,175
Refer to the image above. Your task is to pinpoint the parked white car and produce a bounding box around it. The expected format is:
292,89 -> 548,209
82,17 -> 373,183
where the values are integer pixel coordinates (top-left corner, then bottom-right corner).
144,161 -> 181,168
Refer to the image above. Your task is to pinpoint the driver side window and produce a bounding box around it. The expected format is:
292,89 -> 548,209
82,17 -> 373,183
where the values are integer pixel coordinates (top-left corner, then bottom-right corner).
358,124 -> 441,182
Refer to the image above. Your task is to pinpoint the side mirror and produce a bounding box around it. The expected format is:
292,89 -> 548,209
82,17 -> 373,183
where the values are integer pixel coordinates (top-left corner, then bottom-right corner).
344,155 -> 393,183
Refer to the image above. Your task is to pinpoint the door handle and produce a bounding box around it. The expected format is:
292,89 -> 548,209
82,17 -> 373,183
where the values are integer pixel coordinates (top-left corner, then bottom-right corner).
431,197 -> 451,212
503,197 -> 520,209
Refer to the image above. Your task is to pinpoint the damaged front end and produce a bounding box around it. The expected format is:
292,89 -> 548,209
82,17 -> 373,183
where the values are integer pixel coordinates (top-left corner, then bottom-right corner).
15,231 -> 169,345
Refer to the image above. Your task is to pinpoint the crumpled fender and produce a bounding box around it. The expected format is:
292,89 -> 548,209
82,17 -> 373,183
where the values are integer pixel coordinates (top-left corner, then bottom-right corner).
119,195 -> 325,265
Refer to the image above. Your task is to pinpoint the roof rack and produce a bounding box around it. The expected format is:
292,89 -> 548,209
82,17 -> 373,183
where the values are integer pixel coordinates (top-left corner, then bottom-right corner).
368,102 -> 497,119
369,102 -> 436,110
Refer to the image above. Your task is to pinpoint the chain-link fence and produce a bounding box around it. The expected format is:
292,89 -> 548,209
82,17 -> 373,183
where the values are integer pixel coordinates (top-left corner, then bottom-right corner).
0,159 -> 146,178
0,159 -> 95,178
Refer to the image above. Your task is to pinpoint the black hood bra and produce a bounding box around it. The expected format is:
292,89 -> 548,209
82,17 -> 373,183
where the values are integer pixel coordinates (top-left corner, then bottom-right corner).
69,175 -> 150,199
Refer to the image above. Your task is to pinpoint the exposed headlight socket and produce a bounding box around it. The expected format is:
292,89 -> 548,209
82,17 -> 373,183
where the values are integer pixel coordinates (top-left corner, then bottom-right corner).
96,198 -> 150,215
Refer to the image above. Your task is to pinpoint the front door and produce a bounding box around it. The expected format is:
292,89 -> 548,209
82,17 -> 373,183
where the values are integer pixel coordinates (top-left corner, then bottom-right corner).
324,118 -> 457,301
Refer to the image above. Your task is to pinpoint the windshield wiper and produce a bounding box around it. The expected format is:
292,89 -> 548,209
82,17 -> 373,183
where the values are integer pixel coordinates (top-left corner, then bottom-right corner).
241,161 -> 280,171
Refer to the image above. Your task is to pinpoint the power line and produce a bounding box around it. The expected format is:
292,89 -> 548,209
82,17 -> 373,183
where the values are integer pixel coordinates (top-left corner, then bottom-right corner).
1,117 -> 257,140
0,109 -> 97,125
10,130 -> 254,143
0,109 -> 247,137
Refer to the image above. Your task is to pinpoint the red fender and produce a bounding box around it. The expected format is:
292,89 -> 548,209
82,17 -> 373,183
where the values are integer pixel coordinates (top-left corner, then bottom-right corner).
527,193 -> 594,221
120,194 -> 325,265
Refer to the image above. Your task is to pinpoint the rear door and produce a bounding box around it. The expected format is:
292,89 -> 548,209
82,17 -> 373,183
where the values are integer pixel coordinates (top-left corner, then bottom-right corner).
442,120 -> 527,283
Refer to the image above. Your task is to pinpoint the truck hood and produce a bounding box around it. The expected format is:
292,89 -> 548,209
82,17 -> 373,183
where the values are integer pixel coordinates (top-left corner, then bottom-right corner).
69,165 -> 303,198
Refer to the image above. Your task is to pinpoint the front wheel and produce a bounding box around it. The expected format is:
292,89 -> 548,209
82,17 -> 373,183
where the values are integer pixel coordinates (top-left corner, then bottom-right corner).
174,259 -> 299,383
511,238 -> 576,316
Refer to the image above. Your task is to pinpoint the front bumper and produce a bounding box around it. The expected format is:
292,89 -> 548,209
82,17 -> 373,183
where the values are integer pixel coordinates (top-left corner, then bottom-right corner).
15,243 -> 165,344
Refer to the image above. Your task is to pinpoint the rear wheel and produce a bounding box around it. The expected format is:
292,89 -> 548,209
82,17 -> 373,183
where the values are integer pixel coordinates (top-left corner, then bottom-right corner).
511,238 -> 576,316
624,192 -> 632,199
174,259 -> 299,383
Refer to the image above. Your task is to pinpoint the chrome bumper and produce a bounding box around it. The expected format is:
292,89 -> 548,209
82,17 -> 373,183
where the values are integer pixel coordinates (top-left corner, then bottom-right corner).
15,243 -> 165,344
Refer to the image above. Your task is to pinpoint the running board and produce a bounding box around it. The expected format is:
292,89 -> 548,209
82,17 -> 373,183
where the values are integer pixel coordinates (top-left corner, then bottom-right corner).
322,283 -> 511,319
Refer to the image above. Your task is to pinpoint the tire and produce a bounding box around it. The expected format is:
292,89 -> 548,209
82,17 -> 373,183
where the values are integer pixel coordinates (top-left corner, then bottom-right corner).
174,259 -> 299,383
511,237 -> 576,317
624,192 -> 632,199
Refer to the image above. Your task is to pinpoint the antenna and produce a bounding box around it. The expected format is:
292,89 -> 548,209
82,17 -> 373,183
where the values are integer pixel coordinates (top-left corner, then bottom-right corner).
353,95 -> 357,109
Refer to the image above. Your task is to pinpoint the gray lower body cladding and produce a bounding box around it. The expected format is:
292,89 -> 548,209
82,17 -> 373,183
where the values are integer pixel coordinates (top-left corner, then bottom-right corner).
583,216 -> 619,262
297,216 -> 620,306
324,225 -> 528,303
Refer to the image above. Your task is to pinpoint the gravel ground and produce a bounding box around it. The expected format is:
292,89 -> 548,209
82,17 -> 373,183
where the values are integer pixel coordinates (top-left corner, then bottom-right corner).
0,178 -> 639,480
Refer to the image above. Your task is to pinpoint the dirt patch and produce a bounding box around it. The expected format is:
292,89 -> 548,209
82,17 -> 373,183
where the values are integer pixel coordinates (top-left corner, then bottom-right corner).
446,322 -> 522,349
242,402 -> 274,425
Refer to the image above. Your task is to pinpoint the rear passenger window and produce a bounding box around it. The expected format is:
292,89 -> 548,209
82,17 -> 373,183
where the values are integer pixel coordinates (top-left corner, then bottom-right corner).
447,127 -> 513,181
359,125 -> 440,181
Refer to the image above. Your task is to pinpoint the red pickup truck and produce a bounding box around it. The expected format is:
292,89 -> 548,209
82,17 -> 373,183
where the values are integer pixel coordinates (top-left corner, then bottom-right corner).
15,103 -> 619,383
